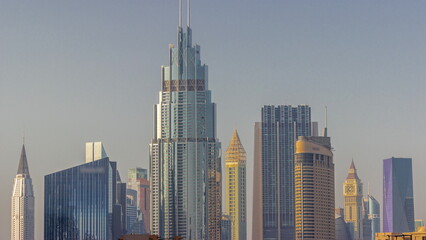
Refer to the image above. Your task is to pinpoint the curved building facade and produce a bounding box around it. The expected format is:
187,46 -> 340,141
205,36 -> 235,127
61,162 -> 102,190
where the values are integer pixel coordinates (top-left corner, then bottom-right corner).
295,136 -> 334,240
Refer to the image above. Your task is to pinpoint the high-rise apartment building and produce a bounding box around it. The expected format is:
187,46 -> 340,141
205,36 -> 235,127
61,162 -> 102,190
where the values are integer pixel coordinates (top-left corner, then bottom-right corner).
44,155 -> 125,239
127,168 -> 150,233
295,136 -> 334,240
149,1 -> 221,239
225,130 -> 247,240
85,141 -> 107,163
11,144 -> 35,240
383,157 -> 415,232
253,105 -> 311,239
343,160 -> 363,240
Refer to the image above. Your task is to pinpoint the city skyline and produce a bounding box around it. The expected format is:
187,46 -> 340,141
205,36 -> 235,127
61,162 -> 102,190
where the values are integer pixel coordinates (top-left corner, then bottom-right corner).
2,1 -> 426,239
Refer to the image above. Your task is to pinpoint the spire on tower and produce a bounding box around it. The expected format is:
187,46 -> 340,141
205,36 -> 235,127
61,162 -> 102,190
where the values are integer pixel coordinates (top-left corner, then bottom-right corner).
17,144 -> 30,175
346,159 -> 359,180
322,106 -> 328,137
187,0 -> 191,28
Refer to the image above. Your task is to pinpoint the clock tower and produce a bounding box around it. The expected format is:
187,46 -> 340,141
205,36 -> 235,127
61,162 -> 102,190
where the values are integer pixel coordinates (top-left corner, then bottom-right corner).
343,160 -> 363,240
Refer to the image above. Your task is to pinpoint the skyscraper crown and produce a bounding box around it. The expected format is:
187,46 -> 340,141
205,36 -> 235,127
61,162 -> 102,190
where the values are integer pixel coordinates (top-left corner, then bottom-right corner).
225,129 -> 246,164
17,144 -> 30,176
346,159 -> 359,180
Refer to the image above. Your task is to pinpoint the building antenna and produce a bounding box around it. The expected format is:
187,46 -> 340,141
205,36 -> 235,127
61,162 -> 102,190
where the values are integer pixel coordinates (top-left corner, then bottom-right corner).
322,106 -> 328,137
179,0 -> 182,28
187,0 -> 191,28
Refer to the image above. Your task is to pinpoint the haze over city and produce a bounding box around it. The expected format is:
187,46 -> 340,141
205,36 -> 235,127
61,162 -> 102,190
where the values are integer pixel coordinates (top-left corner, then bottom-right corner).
1,1 -> 426,239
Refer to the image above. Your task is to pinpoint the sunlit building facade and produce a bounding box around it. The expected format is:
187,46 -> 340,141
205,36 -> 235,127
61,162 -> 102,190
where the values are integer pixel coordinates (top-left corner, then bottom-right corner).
11,144 -> 35,240
383,157 -> 415,232
295,136 -> 334,240
149,2 -> 222,239
225,130 -> 247,240
343,160 -> 363,240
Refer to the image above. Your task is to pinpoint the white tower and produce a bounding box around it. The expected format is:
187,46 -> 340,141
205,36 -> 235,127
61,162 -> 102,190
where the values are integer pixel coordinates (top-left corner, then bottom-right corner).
11,144 -> 35,240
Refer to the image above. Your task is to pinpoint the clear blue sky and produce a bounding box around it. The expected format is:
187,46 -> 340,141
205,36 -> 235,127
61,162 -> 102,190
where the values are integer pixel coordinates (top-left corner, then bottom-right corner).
1,1 -> 426,239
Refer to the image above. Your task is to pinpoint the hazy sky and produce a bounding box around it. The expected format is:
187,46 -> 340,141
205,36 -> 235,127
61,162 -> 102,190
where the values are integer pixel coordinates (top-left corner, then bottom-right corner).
2,1 -> 426,239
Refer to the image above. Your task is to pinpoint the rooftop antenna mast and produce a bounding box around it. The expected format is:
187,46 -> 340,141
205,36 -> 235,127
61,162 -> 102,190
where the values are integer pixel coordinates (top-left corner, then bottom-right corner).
323,106 -> 328,137
187,0 -> 191,28
179,0 -> 183,28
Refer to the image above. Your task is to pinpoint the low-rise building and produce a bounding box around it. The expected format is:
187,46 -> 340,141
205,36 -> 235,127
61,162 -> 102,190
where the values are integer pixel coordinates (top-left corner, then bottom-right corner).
375,227 -> 426,240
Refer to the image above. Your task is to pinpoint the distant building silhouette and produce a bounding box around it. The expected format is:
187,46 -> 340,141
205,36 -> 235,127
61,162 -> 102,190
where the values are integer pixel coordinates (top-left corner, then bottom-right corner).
127,168 -> 150,234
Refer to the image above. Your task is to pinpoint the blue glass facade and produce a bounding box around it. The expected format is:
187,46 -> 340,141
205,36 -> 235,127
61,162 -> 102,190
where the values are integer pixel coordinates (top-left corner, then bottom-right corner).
44,158 -> 120,240
368,195 -> 380,239
261,105 -> 311,239
383,157 -> 414,233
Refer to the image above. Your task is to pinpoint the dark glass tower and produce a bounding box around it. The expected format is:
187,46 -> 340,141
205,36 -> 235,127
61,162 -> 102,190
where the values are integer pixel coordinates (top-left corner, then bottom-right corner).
261,105 -> 311,239
383,157 -> 415,232
44,158 -> 124,240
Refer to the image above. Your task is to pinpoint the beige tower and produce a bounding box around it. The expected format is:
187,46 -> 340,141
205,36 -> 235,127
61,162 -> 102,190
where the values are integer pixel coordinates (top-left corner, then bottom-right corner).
344,160 -> 363,240
225,130 -> 247,240
295,136 -> 335,240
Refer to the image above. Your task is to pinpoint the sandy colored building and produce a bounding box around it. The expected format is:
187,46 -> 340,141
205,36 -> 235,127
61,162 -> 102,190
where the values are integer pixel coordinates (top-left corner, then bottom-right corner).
375,227 -> 426,240
295,135 -> 334,240
225,130 -> 247,240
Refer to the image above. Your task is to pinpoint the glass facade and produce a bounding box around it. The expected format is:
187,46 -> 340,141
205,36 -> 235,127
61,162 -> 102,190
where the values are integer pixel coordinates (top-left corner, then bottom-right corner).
368,195 -> 380,240
383,157 -> 414,233
44,158 -> 118,240
149,15 -> 222,240
261,105 -> 311,239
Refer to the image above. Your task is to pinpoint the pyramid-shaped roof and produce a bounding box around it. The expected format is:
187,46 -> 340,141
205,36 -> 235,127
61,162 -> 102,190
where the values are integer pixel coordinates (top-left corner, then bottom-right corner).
225,129 -> 246,163
17,144 -> 30,176
346,159 -> 359,180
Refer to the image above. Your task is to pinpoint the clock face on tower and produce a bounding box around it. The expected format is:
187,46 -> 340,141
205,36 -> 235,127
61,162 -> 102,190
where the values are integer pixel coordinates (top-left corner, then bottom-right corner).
345,185 -> 354,194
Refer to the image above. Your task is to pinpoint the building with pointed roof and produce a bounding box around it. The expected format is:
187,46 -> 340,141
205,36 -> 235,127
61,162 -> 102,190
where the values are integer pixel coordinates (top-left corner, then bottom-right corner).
344,160 -> 364,240
11,144 -> 35,240
149,1 -> 222,239
225,130 -> 247,240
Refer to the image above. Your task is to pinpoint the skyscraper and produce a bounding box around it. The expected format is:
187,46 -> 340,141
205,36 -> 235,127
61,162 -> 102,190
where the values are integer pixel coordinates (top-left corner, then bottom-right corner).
295,136 -> 334,240
225,130 -> 247,240
11,144 -> 35,240
127,168 -> 150,233
383,157 -> 415,232
343,160 -> 363,240
366,194 -> 380,240
149,1 -> 222,239
252,122 -> 263,240
257,105 -> 311,239
44,155 -> 125,239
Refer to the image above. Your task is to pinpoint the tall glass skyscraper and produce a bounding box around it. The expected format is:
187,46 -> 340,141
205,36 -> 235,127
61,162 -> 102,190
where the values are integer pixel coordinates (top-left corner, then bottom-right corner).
258,105 -> 311,239
44,157 -> 124,240
149,1 -> 222,239
383,157 -> 415,232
